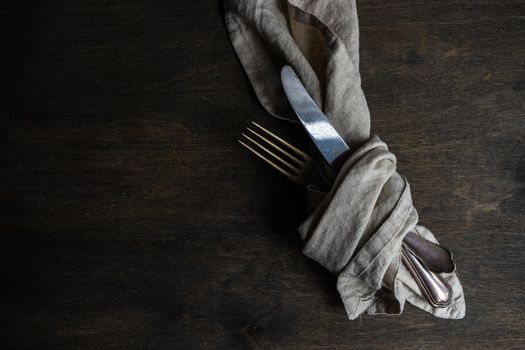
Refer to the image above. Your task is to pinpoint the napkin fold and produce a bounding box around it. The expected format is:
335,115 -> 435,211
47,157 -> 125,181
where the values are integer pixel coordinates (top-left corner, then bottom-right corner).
225,0 -> 465,319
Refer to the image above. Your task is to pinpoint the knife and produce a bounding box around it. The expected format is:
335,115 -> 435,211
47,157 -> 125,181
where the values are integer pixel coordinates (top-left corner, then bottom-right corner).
280,65 -> 452,308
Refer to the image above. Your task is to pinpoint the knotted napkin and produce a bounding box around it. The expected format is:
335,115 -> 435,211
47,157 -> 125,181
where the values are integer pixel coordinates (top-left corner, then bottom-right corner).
225,0 -> 465,319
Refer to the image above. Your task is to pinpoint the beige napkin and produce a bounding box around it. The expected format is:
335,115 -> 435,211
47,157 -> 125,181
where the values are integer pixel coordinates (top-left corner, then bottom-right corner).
225,0 -> 465,319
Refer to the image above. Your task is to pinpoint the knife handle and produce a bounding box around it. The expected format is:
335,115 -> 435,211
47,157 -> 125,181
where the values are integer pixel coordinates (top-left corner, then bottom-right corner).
401,244 -> 452,308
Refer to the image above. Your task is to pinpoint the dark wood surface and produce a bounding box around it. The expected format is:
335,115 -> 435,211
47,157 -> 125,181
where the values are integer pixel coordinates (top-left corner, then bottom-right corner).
1,1 -> 524,349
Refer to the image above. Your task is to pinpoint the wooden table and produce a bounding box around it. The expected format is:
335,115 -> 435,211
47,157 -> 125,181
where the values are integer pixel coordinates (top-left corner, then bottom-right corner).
1,1 -> 524,349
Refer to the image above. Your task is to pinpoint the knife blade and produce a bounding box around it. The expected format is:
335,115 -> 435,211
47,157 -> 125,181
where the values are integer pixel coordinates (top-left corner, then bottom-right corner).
281,66 -> 350,168
280,65 -> 452,308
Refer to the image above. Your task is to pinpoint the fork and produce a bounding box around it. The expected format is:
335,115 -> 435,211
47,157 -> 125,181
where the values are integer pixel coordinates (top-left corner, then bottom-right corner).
239,122 -> 328,189
239,121 -> 452,308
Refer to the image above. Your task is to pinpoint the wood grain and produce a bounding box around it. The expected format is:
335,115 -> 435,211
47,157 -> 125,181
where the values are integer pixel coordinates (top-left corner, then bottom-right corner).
0,1 -> 524,349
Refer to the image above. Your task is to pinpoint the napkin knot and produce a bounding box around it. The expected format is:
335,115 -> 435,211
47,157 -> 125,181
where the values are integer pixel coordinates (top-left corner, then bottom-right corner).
299,136 -> 465,319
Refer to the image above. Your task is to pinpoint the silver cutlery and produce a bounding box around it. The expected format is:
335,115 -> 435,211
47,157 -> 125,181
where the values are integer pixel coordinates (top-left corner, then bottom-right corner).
280,65 -> 452,307
240,121 -> 452,308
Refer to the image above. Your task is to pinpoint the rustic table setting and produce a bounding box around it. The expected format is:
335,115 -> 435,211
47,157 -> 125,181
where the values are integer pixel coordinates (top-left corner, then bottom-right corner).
1,1 -> 524,349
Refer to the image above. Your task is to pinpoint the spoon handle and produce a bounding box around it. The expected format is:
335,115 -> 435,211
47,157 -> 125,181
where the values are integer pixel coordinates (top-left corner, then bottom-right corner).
401,244 -> 452,307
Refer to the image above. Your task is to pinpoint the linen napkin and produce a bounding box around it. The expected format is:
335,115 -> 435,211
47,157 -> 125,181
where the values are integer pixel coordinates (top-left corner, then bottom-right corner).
225,0 -> 465,319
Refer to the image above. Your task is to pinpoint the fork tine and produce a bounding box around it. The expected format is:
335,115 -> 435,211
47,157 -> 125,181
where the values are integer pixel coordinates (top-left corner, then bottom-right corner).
251,122 -> 310,161
241,133 -> 300,173
246,127 -> 304,167
239,139 -> 297,182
